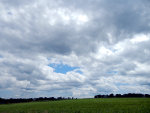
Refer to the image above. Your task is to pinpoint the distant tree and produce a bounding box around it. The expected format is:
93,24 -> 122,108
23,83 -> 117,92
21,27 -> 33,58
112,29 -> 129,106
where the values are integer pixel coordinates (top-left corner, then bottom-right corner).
109,94 -> 114,98
116,94 -> 122,97
145,94 -> 150,97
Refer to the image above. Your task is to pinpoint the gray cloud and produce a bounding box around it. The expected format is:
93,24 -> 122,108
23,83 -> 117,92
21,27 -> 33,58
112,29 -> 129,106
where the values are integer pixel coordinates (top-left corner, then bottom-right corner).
0,0 -> 150,98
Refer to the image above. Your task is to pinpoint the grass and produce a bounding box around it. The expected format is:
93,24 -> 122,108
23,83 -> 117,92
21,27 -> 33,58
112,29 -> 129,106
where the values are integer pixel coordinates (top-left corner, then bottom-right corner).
0,98 -> 150,113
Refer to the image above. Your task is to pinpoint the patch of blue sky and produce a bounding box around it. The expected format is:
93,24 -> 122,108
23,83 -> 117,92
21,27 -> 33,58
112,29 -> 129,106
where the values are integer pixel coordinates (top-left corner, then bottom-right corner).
107,70 -> 118,75
0,55 -> 3,58
49,63 -> 82,74
75,70 -> 83,74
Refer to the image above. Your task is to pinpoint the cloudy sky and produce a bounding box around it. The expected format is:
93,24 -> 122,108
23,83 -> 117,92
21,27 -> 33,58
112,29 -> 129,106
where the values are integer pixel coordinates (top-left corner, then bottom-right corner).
0,0 -> 150,98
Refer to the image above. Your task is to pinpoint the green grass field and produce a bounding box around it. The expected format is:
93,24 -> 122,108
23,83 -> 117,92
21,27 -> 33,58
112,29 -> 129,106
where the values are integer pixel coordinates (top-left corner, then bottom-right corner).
0,98 -> 150,113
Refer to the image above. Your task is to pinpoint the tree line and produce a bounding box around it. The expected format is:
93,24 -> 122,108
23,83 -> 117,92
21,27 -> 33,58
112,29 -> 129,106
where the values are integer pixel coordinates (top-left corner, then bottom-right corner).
0,93 -> 150,104
94,93 -> 150,98
0,97 -> 75,104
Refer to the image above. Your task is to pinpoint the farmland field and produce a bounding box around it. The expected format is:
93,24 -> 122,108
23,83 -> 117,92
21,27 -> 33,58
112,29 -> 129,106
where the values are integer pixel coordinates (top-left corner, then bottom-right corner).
0,98 -> 150,113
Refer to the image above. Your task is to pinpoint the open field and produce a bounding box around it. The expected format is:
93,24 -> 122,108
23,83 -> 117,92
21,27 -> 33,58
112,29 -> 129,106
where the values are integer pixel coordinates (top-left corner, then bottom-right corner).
0,98 -> 150,113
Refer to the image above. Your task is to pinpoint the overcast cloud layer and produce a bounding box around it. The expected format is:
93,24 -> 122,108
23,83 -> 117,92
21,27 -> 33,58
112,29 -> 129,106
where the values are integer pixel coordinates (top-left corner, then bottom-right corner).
0,0 -> 150,98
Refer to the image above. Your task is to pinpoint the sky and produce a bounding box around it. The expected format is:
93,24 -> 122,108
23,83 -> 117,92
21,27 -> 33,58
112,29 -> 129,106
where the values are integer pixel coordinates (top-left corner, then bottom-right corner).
0,0 -> 150,98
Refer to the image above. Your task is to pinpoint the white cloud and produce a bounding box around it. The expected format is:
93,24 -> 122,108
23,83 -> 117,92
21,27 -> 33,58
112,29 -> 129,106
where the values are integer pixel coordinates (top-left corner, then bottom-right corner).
131,34 -> 149,43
